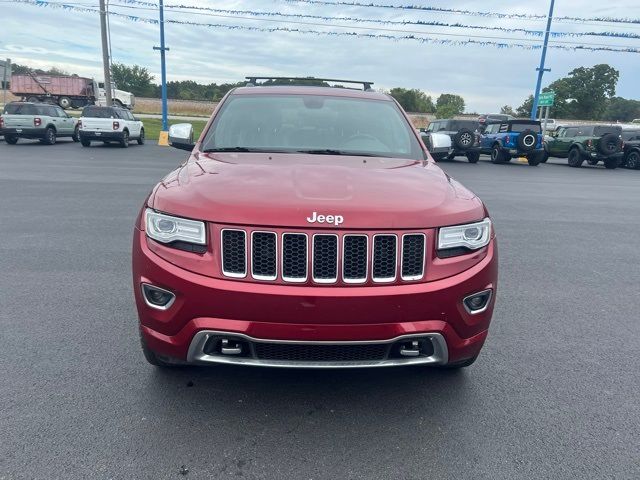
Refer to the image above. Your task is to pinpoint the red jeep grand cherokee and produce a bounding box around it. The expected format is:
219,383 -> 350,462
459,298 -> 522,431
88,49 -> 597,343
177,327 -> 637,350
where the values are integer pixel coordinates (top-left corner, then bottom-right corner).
132,78 -> 497,369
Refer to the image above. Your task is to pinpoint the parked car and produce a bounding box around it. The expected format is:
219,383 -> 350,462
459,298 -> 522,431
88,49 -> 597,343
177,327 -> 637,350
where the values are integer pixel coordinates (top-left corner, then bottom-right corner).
477,114 -> 514,131
0,102 -> 79,145
418,129 -> 452,161
133,77 -> 498,370
541,118 -> 558,132
479,119 -> 544,166
424,119 -> 481,163
544,124 -> 624,169
621,128 -> 640,169
78,106 -> 144,148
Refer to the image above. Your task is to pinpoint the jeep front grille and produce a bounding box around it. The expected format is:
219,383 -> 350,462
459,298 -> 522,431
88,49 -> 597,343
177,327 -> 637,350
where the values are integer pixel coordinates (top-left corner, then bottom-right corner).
219,228 -> 426,285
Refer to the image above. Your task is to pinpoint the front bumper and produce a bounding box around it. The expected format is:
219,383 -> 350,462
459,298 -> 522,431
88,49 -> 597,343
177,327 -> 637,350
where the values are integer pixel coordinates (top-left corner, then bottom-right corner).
133,229 -> 498,367
80,130 -> 124,141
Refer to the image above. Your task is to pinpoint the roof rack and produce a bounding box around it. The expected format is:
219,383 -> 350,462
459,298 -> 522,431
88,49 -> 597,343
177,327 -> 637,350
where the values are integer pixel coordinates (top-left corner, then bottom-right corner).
245,76 -> 374,91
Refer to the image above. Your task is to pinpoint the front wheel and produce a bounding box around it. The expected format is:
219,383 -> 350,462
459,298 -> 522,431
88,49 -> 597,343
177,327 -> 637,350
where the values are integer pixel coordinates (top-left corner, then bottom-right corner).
527,151 -> 542,166
81,138 -> 91,147
5,134 -> 19,145
567,148 -> 584,168
58,97 -> 72,109
626,151 -> 640,169
541,150 -> 549,163
466,151 -> 480,163
490,145 -> 507,164
43,127 -> 56,145
120,130 -> 130,148
137,128 -> 145,145
72,126 -> 80,142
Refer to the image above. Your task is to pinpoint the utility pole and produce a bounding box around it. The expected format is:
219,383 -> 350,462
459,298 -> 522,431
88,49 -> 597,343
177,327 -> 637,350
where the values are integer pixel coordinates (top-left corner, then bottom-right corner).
530,0 -> 555,120
154,0 -> 169,140
99,0 -> 113,106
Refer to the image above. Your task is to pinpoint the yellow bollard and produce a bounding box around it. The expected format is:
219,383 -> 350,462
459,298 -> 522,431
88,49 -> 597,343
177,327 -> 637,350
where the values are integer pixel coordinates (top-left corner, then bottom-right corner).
158,131 -> 169,146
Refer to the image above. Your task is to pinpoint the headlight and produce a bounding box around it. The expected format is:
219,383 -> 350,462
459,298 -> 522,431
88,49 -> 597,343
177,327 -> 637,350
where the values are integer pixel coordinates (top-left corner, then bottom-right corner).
145,209 -> 206,245
438,218 -> 491,252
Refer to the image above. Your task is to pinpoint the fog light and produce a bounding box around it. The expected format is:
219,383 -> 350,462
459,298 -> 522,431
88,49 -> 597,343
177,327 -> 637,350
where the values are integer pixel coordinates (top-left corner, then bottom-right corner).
141,283 -> 176,310
463,289 -> 492,314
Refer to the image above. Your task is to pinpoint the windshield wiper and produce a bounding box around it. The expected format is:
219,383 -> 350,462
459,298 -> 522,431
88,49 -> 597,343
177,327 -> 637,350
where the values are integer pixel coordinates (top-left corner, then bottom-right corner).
202,147 -> 277,153
297,149 -> 384,157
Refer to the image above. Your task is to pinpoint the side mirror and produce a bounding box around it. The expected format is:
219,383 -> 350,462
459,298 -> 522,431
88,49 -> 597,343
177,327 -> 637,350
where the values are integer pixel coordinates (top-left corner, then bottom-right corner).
169,123 -> 195,151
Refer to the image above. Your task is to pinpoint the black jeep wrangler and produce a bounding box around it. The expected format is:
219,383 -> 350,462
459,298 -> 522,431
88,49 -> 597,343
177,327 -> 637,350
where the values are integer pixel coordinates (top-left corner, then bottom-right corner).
621,128 -> 640,169
424,119 -> 481,163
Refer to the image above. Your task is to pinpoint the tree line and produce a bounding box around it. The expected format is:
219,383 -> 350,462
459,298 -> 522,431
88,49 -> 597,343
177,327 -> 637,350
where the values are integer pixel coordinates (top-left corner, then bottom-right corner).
7,62 -> 639,121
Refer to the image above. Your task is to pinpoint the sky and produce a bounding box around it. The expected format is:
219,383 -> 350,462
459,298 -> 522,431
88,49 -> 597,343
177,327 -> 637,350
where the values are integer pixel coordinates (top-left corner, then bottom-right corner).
1,0 -> 639,112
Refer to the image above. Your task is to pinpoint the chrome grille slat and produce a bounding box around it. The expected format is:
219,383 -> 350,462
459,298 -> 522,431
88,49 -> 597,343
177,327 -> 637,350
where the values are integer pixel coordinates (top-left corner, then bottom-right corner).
401,234 -> 426,281
312,234 -> 339,283
342,235 -> 368,283
372,234 -> 397,282
282,233 -> 308,282
221,229 -> 247,278
251,231 -> 277,280
221,229 -> 424,284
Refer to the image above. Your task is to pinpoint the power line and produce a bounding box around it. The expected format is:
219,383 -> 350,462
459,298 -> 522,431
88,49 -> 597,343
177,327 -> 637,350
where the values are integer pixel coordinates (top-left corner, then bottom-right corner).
8,0 -> 640,54
278,0 -> 640,25
108,0 -> 640,40
102,1 -> 640,49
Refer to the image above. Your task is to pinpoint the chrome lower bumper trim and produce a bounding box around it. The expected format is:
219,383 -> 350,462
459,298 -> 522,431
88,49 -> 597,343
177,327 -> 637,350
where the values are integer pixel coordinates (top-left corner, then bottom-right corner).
186,331 -> 448,368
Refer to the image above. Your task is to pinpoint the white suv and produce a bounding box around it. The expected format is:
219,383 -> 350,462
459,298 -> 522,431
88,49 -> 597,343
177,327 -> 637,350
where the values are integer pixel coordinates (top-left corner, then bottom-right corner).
79,106 -> 144,148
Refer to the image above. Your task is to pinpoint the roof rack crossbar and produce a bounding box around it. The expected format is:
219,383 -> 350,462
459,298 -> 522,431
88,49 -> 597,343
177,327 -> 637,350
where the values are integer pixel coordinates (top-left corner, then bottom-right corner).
245,76 -> 374,91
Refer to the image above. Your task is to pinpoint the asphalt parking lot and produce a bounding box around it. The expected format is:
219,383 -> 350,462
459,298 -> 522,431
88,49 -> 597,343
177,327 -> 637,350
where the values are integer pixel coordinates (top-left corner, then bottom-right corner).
1,140 -> 639,480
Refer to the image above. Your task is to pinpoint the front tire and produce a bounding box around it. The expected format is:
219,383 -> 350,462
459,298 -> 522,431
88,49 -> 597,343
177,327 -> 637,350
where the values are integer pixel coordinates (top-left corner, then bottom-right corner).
120,130 -> 130,148
58,97 -> 72,109
527,151 -> 542,166
72,126 -> 80,142
626,151 -> 640,169
5,134 -> 19,145
81,138 -> 91,147
490,145 -> 507,164
43,127 -> 56,145
466,151 -> 480,163
568,148 -> 584,168
137,128 -> 145,145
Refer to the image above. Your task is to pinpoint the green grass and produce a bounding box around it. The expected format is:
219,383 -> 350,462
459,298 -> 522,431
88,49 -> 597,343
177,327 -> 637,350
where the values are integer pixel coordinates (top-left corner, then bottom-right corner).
141,118 -> 208,141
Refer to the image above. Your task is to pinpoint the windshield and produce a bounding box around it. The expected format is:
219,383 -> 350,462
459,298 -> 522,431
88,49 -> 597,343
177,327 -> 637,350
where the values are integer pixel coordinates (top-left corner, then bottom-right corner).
594,126 -> 621,136
201,94 -> 424,159
82,107 -> 116,118
622,130 -> 640,141
448,120 -> 478,131
3,104 -> 44,115
510,123 -> 541,133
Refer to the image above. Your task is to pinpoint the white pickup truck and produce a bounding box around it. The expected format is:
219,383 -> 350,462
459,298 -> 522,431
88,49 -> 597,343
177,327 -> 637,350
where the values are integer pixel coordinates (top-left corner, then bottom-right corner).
78,105 -> 145,148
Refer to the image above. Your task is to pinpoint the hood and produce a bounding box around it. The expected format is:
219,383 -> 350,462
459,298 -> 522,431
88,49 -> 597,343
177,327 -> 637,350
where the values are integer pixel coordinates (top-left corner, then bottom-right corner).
150,153 -> 485,229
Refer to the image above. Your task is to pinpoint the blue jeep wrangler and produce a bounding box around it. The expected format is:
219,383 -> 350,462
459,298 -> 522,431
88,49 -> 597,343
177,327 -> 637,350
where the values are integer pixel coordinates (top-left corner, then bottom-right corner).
480,120 -> 544,166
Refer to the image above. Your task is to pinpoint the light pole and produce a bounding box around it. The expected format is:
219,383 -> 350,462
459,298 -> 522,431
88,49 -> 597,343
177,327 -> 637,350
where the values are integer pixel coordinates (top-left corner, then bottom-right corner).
530,0 -> 555,120
99,0 -> 113,106
153,0 -> 169,143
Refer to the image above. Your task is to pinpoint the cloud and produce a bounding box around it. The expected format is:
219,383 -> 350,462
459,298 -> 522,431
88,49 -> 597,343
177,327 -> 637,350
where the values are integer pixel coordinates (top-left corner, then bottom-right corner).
1,0 -> 639,112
